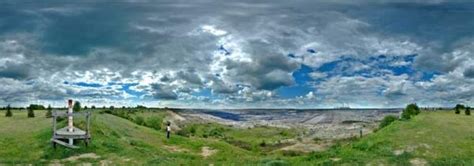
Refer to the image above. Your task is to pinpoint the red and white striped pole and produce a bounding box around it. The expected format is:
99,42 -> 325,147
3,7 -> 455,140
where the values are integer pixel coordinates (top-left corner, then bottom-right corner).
68,99 -> 74,145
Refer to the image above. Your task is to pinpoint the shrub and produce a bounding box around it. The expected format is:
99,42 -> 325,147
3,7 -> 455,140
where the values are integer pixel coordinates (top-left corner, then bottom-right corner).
401,103 -> 420,120
27,106 -> 35,118
466,107 -> 471,116
401,110 -> 411,120
176,129 -> 191,137
5,104 -> 12,117
406,103 -> 420,115
134,116 -> 145,125
379,115 -> 398,129
145,117 -> 162,130
45,105 -> 52,118
208,127 -> 225,138
259,140 -> 267,147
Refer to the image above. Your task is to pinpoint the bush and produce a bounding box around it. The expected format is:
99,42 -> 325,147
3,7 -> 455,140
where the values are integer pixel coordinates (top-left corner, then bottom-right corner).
134,116 -> 145,125
145,117 -> 162,130
5,104 -> 12,117
207,127 -> 225,138
260,140 -> 267,147
401,103 -> 420,120
406,103 -> 420,115
401,110 -> 411,120
379,115 -> 398,129
176,129 -> 191,137
27,107 -> 35,118
466,107 -> 471,116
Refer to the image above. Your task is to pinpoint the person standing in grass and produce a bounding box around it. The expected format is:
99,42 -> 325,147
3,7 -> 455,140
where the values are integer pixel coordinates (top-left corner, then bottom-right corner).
166,122 -> 171,139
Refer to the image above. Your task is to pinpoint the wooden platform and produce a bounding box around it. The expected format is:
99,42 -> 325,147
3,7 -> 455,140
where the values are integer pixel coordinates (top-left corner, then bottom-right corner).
51,139 -> 79,149
56,127 -> 86,136
51,110 -> 91,149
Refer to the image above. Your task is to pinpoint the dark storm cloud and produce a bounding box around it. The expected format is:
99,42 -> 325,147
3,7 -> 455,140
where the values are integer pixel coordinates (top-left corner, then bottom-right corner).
464,67 -> 474,78
0,63 -> 31,79
151,83 -> 178,100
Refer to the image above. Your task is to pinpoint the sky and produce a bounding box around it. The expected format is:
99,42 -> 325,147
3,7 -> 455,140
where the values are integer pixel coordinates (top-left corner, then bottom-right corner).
1,0 -> 473,108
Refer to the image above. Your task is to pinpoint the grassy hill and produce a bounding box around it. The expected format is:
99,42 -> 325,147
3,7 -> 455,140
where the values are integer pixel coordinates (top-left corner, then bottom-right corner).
0,109 -> 472,165
292,111 -> 474,165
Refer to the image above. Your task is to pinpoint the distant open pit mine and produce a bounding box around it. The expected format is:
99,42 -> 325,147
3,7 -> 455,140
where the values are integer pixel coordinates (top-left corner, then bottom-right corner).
174,109 -> 401,140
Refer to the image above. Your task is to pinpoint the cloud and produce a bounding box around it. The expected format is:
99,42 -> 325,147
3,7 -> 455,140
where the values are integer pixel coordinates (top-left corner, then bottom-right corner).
464,67 -> 474,78
0,0 -> 473,107
151,83 -> 178,100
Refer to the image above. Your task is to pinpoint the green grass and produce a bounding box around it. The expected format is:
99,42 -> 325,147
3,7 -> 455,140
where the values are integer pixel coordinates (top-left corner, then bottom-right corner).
0,110 -> 472,165
292,111 -> 474,165
178,123 -> 298,152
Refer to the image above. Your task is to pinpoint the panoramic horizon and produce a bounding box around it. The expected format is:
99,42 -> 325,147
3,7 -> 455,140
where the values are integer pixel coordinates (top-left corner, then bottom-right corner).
1,0 -> 473,108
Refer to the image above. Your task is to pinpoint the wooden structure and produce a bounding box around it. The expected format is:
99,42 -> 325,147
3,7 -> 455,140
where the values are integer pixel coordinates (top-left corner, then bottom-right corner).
51,99 -> 91,149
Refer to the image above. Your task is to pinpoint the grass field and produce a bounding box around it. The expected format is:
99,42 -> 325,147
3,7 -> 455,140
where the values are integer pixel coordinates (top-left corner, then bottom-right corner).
0,109 -> 472,165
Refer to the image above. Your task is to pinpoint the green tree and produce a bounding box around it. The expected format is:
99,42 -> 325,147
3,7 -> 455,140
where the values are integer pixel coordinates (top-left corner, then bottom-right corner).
455,104 -> 464,114
401,103 -> 420,120
27,105 -> 35,118
5,104 -> 12,117
73,101 -> 81,112
91,105 -> 96,109
45,104 -> 52,118
406,103 -> 420,115
466,107 -> 471,116
136,105 -> 147,109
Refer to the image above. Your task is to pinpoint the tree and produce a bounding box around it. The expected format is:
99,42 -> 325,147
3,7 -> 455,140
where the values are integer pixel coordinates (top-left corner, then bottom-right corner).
406,103 -> 420,115
91,105 -> 96,109
5,104 -> 12,117
466,107 -> 471,116
73,101 -> 81,112
136,105 -> 147,109
455,104 -> 465,114
45,104 -> 52,118
401,103 -> 420,120
84,106 -> 88,110
27,105 -> 35,118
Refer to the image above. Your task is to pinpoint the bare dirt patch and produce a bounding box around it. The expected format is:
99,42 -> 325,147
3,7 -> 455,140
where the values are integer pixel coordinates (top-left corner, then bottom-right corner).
63,153 -> 100,162
164,145 -> 189,153
201,146 -> 217,158
410,158 -> 428,166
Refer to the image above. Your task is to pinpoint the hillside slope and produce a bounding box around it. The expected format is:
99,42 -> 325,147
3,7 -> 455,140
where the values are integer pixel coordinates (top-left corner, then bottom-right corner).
0,110 -> 472,165
296,111 -> 474,165
0,110 -> 264,165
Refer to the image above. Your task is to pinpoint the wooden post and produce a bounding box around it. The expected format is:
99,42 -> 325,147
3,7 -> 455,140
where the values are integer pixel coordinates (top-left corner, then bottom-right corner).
68,99 -> 74,145
52,111 -> 56,136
